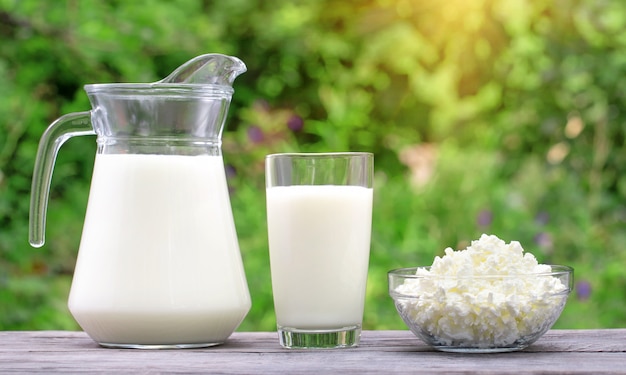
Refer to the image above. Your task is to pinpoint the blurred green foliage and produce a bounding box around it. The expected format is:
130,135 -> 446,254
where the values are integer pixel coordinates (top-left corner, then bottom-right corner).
1,0 -> 625,332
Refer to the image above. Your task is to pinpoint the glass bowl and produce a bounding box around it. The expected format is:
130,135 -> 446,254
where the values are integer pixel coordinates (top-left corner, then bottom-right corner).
388,265 -> 573,353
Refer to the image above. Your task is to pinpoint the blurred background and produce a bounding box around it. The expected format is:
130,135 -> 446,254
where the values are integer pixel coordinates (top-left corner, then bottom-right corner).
1,0 -> 625,331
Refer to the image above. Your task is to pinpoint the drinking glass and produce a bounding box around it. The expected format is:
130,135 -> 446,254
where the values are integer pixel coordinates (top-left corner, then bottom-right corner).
265,152 -> 373,349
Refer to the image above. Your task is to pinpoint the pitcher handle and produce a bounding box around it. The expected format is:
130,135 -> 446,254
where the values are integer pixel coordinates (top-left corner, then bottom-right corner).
29,111 -> 94,247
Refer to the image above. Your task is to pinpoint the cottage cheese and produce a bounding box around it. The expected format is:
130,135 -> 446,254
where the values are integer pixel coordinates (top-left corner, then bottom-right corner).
394,234 -> 568,348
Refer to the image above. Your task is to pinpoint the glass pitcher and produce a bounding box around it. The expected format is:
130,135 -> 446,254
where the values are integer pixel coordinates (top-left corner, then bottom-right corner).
29,54 -> 251,349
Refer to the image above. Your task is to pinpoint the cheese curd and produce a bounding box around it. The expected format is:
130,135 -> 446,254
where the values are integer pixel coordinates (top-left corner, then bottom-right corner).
394,234 -> 569,348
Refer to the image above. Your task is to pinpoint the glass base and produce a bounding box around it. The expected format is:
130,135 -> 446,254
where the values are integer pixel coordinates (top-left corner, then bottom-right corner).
98,341 -> 223,349
278,325 -> 361,349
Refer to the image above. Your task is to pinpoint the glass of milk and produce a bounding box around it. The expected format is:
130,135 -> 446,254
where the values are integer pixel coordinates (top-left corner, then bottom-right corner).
265,152 -> 373,349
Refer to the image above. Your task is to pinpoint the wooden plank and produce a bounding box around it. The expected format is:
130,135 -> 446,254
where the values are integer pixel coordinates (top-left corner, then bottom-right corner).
0,330 -> 625,374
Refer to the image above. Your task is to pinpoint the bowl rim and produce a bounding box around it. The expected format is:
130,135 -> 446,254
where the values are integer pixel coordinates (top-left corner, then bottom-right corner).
388,264 -> 574,298
388,264 -> 574,279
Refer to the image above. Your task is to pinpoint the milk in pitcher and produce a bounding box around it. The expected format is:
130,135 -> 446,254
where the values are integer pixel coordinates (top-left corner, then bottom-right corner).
68,153 -> 251,347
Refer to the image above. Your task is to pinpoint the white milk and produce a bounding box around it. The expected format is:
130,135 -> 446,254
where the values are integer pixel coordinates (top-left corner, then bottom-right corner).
68,153 -> 251,346
266,185 -> 373,329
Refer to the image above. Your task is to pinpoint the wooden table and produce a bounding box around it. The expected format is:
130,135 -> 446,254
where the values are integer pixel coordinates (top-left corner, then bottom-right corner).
1,329 -> 625,374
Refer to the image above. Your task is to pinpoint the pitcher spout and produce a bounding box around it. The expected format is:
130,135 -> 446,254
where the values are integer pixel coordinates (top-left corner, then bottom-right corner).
158,53 -> 247,86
